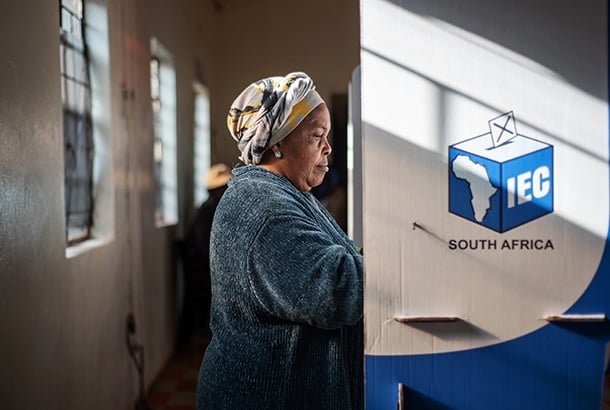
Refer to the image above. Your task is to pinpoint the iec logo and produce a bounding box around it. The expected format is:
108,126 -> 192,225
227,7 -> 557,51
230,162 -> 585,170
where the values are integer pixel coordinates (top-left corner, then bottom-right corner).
448,111 -> 553,233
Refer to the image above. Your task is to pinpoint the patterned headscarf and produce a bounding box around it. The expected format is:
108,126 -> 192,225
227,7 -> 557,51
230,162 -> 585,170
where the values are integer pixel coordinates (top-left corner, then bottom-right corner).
227,72 -> 325,165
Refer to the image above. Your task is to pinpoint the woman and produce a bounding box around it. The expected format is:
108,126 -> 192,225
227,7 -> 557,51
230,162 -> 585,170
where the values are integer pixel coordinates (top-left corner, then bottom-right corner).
196,72 -> 363,409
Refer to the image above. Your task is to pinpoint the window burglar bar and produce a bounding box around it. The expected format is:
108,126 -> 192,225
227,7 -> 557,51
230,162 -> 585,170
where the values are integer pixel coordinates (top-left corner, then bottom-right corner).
60,0 -> 94,244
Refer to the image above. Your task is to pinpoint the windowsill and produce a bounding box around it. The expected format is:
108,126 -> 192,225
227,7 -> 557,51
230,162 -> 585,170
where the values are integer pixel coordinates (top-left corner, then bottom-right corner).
65,236 -> 113,259
155,220 -> 178,229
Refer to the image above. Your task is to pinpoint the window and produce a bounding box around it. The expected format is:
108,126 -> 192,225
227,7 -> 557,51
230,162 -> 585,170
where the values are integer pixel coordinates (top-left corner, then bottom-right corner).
193,83 -> 211,205
60,0 -> 93,243
150,38 -> 178,226
60,0 -> 113,252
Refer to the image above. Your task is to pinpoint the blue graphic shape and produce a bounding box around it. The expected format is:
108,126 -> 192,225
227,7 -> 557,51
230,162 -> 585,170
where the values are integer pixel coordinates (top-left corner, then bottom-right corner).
449,134 -> 553,232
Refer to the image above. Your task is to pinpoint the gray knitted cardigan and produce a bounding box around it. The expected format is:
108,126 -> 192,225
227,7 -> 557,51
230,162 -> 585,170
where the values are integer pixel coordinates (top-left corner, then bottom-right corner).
196,166 -> 364,410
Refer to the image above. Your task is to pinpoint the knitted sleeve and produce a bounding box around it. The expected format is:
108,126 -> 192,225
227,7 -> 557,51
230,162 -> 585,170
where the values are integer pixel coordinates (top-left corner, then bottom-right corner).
246,210 -> 363,330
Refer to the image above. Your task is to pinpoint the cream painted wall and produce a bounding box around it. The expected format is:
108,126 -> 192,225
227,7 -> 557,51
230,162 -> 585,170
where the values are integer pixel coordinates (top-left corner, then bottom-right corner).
210,0 -> 361,165
0,1 -> 78,407
0,0 -> 217,408
134,0 -> 218,393
0,0 -> 357,408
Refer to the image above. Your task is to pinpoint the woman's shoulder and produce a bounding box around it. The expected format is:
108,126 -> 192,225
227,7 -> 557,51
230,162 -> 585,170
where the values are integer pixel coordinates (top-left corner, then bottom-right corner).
218,166 -> 308,218
231,167 -> 302,203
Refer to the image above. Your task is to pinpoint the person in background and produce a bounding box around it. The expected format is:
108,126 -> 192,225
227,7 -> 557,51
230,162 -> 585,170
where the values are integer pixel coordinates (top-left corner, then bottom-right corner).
179,163 -> 232,346
196,72 -> 364,409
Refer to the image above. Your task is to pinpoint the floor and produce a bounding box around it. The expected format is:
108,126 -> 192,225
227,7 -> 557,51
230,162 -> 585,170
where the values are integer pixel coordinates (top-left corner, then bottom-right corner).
144,333 -> 209,410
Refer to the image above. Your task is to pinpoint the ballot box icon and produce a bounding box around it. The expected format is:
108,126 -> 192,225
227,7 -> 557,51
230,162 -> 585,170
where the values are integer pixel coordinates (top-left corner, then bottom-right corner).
449,112 -> 553,233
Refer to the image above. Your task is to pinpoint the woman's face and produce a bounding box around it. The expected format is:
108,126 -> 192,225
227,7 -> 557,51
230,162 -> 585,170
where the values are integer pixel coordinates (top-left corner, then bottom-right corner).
275,104 -> 332,192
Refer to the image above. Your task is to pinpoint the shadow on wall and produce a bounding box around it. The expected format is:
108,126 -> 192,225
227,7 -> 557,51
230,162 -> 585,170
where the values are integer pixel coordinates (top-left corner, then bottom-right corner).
387,0 -> 607,100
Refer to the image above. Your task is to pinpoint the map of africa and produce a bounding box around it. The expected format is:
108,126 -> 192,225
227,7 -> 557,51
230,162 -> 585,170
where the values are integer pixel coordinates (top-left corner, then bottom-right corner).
452,155 -> 497,222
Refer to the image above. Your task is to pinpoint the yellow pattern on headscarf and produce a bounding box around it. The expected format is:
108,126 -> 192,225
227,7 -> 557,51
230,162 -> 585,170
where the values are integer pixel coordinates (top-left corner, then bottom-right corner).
284,98 -> 313,131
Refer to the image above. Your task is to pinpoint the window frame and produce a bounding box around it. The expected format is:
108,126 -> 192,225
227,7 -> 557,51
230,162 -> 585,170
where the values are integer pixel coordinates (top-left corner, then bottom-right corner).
60,0 -> 95,245
150,38 -> 178,227
193,82 -> 212,206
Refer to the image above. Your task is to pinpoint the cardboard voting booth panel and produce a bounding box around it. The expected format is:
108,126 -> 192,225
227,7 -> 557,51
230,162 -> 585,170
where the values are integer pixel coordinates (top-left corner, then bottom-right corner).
360,1 -> 610,408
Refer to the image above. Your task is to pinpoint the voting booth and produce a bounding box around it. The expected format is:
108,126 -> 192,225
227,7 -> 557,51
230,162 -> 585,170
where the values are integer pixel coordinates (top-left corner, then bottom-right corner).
358,1 -> 610,408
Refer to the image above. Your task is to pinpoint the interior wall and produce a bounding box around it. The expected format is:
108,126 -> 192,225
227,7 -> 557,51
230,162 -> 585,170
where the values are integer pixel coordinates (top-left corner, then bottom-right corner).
133,0 -> 218,391
0,0 -> 358,408
210,0 -> 361,165
0,0 -> 217,408
0,1 -> 79,408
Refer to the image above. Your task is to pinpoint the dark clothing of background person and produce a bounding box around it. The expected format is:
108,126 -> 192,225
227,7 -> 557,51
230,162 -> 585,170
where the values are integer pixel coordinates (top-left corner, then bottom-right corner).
178,193 -> 215,343
179,165 -> 231,346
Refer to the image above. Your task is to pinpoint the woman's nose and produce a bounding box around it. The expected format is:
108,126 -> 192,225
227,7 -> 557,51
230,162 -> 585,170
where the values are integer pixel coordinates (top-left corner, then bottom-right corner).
323,137 -> 332,155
